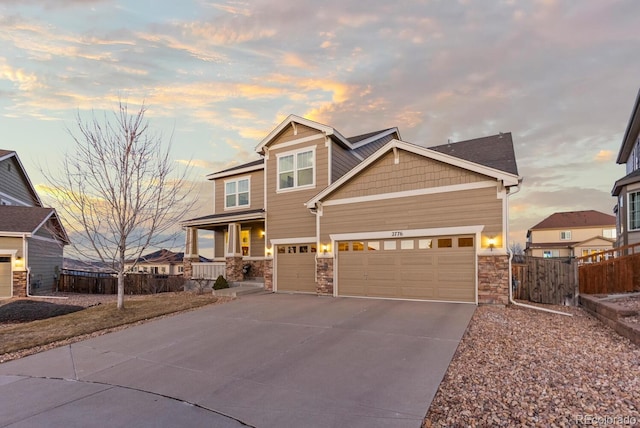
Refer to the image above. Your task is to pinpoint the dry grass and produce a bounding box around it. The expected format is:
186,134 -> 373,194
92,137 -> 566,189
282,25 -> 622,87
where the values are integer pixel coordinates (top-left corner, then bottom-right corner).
0,293 -> 220,356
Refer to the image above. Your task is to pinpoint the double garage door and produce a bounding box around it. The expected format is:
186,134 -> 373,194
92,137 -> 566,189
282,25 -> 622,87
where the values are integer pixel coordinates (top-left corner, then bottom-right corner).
337,235 -> 476,303
275,235 -> 476,303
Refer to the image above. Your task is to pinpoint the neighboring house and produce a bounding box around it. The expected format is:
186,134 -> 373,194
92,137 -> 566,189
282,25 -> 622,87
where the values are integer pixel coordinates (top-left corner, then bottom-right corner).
524,210 -> 616,258
124,249 -> 209,275
0,149 -> 69,297
613,88 -> 640,248
182,115 -> 521,304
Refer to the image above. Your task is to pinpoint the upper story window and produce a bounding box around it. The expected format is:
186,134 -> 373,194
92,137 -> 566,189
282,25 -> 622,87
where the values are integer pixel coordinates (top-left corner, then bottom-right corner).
560,231 -> 572,240
602,228 -> 616,239
629,191 -> 640,231
225,177 -> 250,209
277,147 -> 315,191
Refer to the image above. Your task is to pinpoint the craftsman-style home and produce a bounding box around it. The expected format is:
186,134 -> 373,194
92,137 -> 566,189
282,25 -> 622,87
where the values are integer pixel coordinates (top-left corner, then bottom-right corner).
181,115 -> 521,304
0,149 -> 69,297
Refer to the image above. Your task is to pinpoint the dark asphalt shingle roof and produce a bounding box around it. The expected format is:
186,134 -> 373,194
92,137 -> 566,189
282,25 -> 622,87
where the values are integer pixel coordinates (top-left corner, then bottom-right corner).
0,206 -> 54,233
529,210 -> 615,230
428,132 -> 519,175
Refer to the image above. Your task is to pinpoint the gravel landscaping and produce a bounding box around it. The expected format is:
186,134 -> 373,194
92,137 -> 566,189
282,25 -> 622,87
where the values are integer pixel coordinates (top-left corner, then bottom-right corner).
423,303 -> 640,427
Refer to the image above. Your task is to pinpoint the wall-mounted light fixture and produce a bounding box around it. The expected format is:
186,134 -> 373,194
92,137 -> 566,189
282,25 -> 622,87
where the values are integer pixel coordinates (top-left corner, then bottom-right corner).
14,256 -> 24,269
487,238 -> 496,251
265,246 -> 273,257
321,244 -> 329,254
260,230 -> 265,237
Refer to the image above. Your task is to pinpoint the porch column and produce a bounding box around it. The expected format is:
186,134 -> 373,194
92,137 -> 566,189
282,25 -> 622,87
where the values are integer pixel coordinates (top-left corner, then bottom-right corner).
183,227 -> 200,279
225,223 -> 243,281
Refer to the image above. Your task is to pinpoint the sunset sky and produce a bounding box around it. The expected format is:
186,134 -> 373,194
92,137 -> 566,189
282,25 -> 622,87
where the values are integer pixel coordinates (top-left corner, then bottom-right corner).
1,0 -> 638,257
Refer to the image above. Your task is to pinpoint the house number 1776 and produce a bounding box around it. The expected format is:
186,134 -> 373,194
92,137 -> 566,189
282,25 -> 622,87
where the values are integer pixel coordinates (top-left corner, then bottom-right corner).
391,231 -> 403,237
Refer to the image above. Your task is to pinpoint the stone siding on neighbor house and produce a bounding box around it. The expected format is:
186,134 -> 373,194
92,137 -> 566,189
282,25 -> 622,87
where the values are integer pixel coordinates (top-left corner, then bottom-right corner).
317,257 -> 334,295
182,257 -> 197,279
13,271 -> 27,297
264,259 -> 273,291
478,255 -> 509,305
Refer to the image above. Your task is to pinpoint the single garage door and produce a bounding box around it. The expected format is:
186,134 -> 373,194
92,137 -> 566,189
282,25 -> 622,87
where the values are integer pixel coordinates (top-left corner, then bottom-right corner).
0,256 -> 11,298
276,243 -> 317,293
337,235 -> 475,302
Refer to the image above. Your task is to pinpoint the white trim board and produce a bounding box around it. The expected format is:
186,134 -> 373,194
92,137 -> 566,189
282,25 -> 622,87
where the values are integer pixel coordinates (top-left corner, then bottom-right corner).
270,237 -> 317,245
321,181 -> 497,207
329,225 -> 484,241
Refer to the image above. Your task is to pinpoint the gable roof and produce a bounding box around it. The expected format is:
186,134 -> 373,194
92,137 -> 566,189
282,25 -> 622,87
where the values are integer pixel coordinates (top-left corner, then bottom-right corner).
616,88 -> 640,164
0,206 -> 69,244
207,158 -> 264,180
0,149 -> 43,206
254,114 -> 400,155
428,133 -> 519,176
306,138 -> 521,207
529,210 -> 615,230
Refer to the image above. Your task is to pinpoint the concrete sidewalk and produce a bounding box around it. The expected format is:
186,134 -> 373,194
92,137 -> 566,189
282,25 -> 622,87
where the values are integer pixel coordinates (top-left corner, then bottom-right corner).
0,294 -> 475,428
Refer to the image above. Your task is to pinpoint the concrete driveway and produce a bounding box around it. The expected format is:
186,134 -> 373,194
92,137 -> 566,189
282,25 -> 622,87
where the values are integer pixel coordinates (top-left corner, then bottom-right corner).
0,293 -> 475,428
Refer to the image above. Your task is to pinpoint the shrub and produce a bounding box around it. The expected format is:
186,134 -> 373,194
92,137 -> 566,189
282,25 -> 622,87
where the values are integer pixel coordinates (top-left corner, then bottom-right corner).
213,275 -> 229,290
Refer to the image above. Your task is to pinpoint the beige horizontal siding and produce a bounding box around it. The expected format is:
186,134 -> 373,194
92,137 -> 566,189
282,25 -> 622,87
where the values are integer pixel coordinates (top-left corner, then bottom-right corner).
266,134 -> 329,241
214,169 -> 265,215
320,187 -> 502,242
329,150 -> 489,200
0,237 -> 22,256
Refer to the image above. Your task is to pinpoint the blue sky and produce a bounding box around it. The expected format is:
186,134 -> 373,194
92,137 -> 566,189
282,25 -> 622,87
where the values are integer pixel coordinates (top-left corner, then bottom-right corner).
1,0 -> 638,256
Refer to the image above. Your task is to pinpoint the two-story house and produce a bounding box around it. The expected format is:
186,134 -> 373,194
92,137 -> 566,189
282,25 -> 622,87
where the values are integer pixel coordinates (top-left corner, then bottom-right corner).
524,210 -> 616,258
0,149 -> 69,298
613,89 -> 640,248
181,115 -> 521,304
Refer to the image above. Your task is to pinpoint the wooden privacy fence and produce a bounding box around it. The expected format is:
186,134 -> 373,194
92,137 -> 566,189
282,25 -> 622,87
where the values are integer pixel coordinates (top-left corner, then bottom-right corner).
58,272 -> 186,294
512,256 -> 578,305
577,243 -> 640,295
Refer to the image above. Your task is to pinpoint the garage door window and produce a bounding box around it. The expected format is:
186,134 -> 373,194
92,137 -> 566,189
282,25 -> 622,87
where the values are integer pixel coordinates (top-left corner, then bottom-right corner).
352,241 -> 364,251
384,240 -> 397,250
338,242 -> 349,251
287,246 -> 297,253
458,237 -> 474,247
367,241 -> 380,251
438,238 -> 453,248
401,240 -> 414,250
418,239 -> 432,249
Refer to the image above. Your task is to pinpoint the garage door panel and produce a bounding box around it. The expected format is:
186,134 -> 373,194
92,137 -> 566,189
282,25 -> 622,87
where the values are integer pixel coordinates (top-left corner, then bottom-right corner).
337,235 -> 475,303
276,244 -> 316,293
0,258 -> 11,298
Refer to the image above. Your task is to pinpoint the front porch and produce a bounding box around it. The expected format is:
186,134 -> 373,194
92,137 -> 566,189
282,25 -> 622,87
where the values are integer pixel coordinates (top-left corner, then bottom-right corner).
181,209 -> 273,289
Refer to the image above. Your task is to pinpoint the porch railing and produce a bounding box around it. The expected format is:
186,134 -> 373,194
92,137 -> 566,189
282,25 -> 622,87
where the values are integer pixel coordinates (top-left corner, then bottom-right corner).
191,262 -> 226,280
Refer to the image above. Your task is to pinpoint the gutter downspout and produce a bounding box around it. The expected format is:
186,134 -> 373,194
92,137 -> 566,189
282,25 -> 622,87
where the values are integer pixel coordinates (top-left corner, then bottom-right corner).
506,181 -> 572,317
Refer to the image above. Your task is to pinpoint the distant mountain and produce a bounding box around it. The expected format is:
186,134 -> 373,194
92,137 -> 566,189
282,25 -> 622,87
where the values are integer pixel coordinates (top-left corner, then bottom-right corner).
63,258 -> 112,273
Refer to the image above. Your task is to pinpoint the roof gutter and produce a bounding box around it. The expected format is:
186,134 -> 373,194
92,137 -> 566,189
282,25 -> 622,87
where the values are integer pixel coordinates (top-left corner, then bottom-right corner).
506,180 -> 572,317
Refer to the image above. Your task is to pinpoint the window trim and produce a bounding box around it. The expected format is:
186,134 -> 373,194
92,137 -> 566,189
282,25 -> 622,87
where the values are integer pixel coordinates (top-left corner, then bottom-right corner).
224,176 -> 251,210
276,146 -> 316,192
628,191 -> 640,232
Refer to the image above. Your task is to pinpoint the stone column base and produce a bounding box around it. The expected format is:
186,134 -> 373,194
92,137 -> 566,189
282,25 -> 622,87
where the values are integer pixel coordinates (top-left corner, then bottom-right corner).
317,257 -> 334,295
264,259 -> 273,291
226,256 -> 244,282
478,255 -> 509,305
13,271 -> 27,297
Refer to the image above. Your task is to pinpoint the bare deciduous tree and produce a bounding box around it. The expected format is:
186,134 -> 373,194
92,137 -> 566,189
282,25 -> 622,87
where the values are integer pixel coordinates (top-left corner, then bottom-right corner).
44,101 -> 196,309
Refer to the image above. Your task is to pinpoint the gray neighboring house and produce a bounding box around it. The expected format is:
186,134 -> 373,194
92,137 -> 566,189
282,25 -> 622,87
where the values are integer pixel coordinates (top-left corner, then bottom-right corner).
0,149 -> 69,298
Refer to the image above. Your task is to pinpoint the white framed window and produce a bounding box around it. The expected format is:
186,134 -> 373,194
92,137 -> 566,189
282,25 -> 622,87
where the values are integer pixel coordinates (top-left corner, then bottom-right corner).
543,250 -> 560,258
560,231 -> 572,240
225,177 -> 250,209
602,228 -> 616,239
277,147 -> 315,191
629,191 -> 640,231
